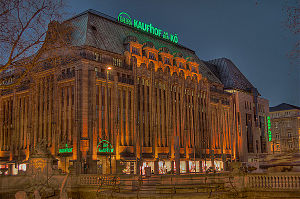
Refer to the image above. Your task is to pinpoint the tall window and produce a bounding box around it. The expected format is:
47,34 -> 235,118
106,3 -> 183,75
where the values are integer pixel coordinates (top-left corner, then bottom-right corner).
287,120 -> 291,128
186,63 -> 190,70
93,52 -> 103,62
191,66 -> 197,73
132,47 -> 139,55
113,58 -> 122,67
164,57 -> 171,65
179,62 -> 184,69
149,52 -> 156,60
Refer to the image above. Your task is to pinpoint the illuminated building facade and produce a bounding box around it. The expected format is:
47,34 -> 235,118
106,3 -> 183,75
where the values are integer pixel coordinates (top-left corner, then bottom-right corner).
269,103 -> 300,153
0,10 -> 268,174
205,58 -> 270,163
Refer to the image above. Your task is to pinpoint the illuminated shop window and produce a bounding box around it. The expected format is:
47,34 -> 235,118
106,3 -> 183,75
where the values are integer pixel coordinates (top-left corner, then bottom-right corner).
276,144 -> 280,151
189,161 -> 196,173
180,161 -> 186,173
0,165 -> 8,175
202,161 -> 212,172
122,162 -> 135,174
158,161 -> 171,174
214,161 -> 223,171
141,162 -> 154,175
12,164 -> 27,175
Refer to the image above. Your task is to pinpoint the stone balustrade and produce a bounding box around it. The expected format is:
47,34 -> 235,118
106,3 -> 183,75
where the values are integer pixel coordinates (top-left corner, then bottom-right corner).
246,173 -> 300,190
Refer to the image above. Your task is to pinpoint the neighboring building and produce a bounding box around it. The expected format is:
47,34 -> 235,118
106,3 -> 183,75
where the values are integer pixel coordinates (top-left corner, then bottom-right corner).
269,103 -> 300,153
205,58 -> 270,163
0,10 -> 268,175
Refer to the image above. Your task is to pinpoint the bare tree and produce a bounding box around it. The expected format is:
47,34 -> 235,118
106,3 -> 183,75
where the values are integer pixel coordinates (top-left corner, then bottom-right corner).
283,0 -> 300,66
0,0 -> 71,89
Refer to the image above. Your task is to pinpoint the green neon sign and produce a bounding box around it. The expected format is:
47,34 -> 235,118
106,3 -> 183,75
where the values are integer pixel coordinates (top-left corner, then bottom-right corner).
117,12 -> 178,44
267,116 -> 272,141
59,144 -> 73,153
97,140 -> 114,153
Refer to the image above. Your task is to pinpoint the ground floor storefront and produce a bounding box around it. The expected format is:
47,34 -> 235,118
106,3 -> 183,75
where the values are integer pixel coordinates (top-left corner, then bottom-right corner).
0,154 -> 229,175
120,159 -> 225,175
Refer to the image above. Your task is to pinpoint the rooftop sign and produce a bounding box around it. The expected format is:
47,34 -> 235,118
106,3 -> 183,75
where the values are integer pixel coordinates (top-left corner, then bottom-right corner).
117,12 -> 178,44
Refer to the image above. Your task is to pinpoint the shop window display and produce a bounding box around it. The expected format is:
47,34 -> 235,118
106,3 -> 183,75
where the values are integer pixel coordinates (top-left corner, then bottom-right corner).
158,160 -> 171,174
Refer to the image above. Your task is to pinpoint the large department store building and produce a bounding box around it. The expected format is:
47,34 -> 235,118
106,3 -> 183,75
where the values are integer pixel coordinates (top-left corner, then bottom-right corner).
0,10 -> 269,175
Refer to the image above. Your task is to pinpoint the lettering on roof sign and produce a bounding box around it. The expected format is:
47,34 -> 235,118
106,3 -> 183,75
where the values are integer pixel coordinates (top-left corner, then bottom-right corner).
117,12 -> 178,44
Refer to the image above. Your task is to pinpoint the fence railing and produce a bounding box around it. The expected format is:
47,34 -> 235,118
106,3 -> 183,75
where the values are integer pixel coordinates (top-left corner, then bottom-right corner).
246,173 -> 300,190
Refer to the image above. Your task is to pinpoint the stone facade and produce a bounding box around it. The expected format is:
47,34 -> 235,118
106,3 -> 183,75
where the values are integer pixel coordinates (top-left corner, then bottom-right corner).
229,90 -> 269,162
0,10 -> 269,175
205,58 -> 270,163
269,103 -> 300,153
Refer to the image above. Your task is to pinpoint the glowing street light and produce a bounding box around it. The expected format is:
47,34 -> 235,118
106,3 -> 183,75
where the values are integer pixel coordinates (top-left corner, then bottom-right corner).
106,66 -> 112,173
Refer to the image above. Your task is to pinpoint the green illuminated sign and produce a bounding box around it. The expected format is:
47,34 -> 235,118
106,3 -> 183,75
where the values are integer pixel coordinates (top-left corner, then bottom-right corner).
97,140 -> 114,153
267,116 -> 272,141
59,144 -> 73,153
118,12 -> 178,44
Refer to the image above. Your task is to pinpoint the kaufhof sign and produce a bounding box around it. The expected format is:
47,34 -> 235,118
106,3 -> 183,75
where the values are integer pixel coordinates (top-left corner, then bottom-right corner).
117,12 -> 178,44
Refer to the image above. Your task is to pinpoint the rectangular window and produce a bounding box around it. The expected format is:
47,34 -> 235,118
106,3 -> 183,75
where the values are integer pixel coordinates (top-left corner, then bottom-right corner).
149,52 -> 156,60
186,64 -> 190,70
61,88 -> 64,107
287,121 -> 291,128
113,58 -> 122,67
93,52 -> 103,62
246,113 -> 254,153
164,57 -> 171,65
191,66 -> 197,73
132,47 -> 139,55
179,62 -> 184,69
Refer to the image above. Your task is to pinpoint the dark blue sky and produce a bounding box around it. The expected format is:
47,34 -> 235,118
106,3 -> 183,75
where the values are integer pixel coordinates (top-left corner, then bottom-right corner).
67,0 -> 299,107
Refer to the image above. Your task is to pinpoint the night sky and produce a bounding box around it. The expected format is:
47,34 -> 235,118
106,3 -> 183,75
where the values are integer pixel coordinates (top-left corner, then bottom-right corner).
67,0 -> 299,107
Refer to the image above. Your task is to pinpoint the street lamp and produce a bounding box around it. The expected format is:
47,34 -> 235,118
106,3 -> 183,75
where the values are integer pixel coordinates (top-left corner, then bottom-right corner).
106,66 -> 112,174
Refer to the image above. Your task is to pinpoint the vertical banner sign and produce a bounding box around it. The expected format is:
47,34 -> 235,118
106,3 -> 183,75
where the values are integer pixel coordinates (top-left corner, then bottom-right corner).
267,116 -> 272,141
117,12 -> 179,44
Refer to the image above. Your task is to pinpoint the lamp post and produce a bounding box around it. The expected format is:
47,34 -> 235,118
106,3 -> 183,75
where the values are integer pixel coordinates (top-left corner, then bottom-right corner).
193,130 -> 196,173
106,66 -> 112,174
